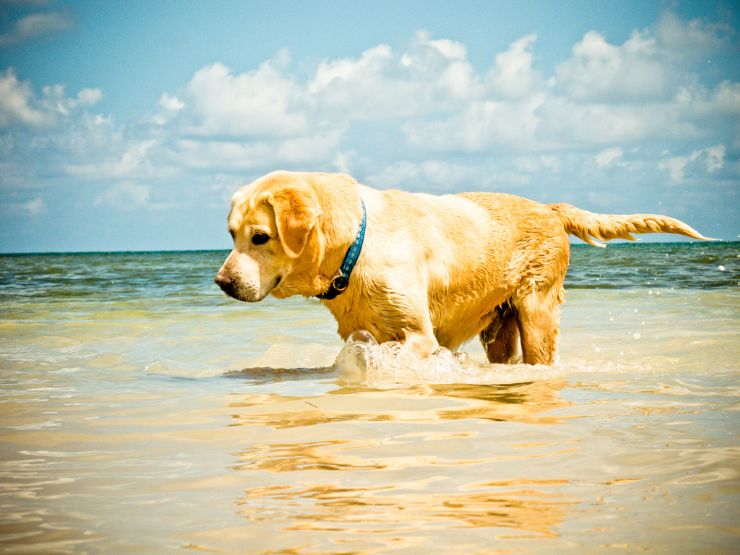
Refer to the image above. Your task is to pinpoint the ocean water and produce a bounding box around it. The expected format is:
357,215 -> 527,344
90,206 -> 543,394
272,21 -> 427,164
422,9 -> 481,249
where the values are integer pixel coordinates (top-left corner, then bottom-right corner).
0,242 -> 738,553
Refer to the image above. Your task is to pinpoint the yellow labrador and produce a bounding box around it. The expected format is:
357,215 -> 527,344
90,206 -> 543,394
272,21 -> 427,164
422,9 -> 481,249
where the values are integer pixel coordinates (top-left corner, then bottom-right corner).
215,171 -> 709,365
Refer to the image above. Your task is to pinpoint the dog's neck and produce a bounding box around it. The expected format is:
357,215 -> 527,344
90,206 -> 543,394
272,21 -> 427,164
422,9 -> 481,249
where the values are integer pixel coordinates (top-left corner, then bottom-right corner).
316,198 -> 366,300
314,184 -> 366,299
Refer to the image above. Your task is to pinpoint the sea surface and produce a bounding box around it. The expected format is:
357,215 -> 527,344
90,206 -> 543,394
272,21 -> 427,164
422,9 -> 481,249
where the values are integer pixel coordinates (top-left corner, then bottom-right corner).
1,242 -> 738,554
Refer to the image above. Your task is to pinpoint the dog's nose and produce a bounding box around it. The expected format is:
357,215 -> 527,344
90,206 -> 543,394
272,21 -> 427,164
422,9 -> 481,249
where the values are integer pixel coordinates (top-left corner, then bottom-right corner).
214,272 -> 235,296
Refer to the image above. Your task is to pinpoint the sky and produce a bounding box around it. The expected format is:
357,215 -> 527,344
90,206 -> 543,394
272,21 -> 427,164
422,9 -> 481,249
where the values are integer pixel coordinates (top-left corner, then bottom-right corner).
0,0 -> 738,253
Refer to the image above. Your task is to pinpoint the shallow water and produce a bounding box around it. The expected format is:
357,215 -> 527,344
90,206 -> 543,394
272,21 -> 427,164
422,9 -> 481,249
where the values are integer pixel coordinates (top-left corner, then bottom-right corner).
1,244 -> 738,553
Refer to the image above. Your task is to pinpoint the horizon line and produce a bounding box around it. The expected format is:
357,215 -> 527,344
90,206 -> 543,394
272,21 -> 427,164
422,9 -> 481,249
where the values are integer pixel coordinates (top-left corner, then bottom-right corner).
1,239 -> 734,256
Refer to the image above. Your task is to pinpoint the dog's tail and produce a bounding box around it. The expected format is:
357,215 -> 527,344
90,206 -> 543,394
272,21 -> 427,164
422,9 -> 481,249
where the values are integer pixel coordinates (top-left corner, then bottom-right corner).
548,203 -> 713,247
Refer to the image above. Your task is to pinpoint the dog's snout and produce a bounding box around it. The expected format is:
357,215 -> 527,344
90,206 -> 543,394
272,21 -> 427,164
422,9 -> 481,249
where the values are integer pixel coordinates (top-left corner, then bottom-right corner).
215,272 -> 235,296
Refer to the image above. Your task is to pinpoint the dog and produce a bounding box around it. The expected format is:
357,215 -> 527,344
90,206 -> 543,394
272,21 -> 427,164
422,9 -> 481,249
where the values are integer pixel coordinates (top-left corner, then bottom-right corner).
215,171 -> 709,365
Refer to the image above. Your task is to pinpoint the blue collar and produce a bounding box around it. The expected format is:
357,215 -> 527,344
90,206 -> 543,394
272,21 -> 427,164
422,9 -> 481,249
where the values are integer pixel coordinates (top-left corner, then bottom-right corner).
316,199 -> 366,300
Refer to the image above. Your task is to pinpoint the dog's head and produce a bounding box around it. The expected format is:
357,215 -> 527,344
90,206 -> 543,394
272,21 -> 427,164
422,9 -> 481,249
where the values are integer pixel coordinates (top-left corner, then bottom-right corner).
215,172 -> 323,302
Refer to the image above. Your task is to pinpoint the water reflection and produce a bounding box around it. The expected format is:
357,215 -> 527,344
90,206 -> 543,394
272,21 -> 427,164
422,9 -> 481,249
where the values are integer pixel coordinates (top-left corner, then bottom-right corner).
229,378 -> 576,542
237,481 -> 575,538
229,379 -> 570,428
429,381 -> 570,424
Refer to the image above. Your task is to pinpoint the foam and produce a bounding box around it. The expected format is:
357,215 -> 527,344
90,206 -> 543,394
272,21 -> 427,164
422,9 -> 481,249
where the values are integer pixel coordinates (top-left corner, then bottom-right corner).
333,330 -> 564,388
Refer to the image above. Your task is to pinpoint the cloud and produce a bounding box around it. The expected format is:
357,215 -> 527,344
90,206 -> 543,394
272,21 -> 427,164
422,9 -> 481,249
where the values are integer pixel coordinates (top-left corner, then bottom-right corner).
514,155 -> 561,174
41,84 -> 103,116
556,11 -> 730,103
593,147 -> 624,168
0,67 -> 49,126
403,94 -> 545,151
486,34 -> 541,99
151,93 -> 185,125
95,181 -> 150,209
166,126 -> 346,173
177,56 -> 308,138
308,31 -> 478,120
365,159 -> 482,192
1,196 -> 47,217
94,181 -> 174,212
1,9 -> 737,236
0,11 -> 71,47
65,140 -> 158,180
159,93 -> 184,112
658,144 -> 726,183
555,30 -> 672,101
656,11 -> 729,59
0,68 -> 103,127
711,81 -> 740,114
705,144 -> 726,172
74,87 -> 103,106
49,11 -> 735,184
391,14 -> 737,153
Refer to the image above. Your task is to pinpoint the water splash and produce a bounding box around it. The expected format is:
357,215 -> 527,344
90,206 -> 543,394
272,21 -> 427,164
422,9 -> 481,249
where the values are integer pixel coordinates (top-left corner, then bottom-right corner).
334,330 -> 563,388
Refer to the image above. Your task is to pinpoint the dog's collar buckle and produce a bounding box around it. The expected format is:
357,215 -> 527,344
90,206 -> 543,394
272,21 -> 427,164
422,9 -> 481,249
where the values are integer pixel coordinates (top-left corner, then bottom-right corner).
330,272 -> 350,293
316,199 -> 366,301
318,271 -> 349,301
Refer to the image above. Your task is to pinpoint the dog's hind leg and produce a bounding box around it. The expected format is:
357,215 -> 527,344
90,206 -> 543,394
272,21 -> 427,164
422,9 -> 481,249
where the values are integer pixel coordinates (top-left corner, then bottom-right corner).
479,302 -> 520,364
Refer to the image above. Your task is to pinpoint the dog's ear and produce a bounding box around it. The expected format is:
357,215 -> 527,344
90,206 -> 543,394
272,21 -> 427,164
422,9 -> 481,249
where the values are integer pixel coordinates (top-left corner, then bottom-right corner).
266,185 -> 322,258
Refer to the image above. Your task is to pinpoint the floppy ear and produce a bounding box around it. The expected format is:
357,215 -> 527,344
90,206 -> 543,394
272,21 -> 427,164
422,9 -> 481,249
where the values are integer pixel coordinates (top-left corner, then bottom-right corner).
267,185 -> 322,258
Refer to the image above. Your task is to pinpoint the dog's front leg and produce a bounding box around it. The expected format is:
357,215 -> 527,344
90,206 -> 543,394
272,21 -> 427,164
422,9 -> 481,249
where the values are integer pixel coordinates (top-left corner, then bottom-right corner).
401,327 -> 439,358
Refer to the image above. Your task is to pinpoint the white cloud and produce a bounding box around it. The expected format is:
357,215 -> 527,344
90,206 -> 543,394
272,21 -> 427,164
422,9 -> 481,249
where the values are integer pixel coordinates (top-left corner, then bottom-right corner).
656,11 -> 728,59
152,93 -> 185,125
514,155 -> 561,174
0,11 -> 71,47
659,150 -> 701,182
74,88 -> 103,107
332,151 -> 355,174
166,126 -> 345,173
594,147 -> 624,168
159,93 -> 184,112
539,95 -> 705,145
396,16 -> 737,153
66,140 -> 158,179
425,35 -> 467,60
712,81 -> 740,113
658,144 -> 725,183
365,159 -> 482,192
41,84 -> 103,116
1,10 -> 737,232
0,67 -> 49,126
554,11 -> 730,105
274,127 -> 346,164
308,31 -> 478,120
555,30 -> 672,101
94,181 -> 174,212
705,144 -> 726,173
486,34 -> 541,99
2,196 -> 47,217
404,94 -> 545,152
23,196 -> 46,216
125,14 -> 738,173
0,68 -> 103,127
179,58 -> 307,138
95,182 -> 150,209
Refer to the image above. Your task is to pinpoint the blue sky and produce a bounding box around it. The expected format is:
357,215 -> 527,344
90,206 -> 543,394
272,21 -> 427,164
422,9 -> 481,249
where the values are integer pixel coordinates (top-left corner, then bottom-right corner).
0,0 -> 738,252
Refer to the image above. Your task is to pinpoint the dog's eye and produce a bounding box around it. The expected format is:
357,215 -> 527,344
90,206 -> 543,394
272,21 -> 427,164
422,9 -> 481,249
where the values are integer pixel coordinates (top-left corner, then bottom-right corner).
251,233 -> 270,246
228,229 -> 236,240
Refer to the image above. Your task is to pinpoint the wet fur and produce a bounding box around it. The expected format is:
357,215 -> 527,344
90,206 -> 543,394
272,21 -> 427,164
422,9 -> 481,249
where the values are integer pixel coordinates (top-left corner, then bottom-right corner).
216,171 -> 709,365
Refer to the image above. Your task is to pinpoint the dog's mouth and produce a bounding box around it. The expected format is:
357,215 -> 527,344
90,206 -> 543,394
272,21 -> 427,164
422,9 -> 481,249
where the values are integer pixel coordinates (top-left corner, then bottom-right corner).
215,273 -> 283,303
